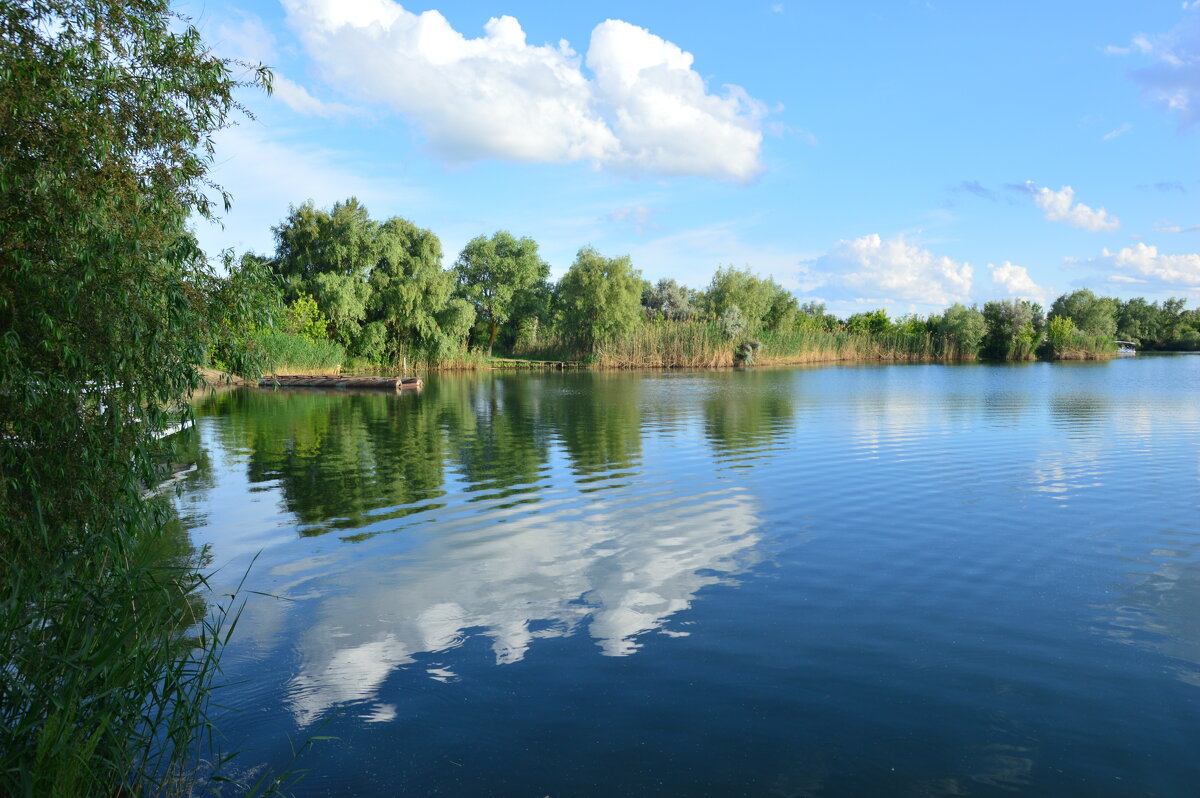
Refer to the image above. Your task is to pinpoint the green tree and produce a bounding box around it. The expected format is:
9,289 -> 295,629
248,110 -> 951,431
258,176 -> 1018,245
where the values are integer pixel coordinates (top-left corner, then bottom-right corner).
981,299 -> 1041,360
556,247 -> 644,353
703,266 -> 797,332
271,198 -> 378,348
284,293 -> 331,343
1117,297 -> 1161,344
455,231 -> 549,354
370,216 -> 474,364
643,278 -> 699,321
0,0 -> 271,791
1048,289 -> 1118,338
846,309 -> 892,336
938,303 -> 986,358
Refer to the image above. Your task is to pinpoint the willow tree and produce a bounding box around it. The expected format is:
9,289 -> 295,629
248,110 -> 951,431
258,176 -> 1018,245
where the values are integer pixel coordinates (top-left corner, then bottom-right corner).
0,1 -> 271,792
556,247 -> 643,353
271,198 -> 378,349
455,231 -> 549,354
371,216 -> 475,364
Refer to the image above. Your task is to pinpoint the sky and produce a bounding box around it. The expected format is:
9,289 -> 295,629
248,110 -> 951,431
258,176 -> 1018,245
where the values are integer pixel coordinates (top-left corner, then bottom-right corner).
182,0 -> 1200,317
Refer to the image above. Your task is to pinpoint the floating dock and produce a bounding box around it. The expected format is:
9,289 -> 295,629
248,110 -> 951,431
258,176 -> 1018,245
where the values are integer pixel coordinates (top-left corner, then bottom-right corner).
490,359 -> 585,370
260,375 -> 423,391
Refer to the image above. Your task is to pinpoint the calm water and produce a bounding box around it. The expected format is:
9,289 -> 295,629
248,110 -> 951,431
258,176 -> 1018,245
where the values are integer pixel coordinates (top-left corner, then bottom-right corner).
174,357 -> 1200,796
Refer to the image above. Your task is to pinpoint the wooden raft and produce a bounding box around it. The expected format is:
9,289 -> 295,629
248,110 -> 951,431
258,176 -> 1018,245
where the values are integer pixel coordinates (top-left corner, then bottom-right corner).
260,375 -> 423,391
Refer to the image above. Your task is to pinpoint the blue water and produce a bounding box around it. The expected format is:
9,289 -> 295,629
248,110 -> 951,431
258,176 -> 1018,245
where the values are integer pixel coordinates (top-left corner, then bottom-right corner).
175,356 -> 1200,796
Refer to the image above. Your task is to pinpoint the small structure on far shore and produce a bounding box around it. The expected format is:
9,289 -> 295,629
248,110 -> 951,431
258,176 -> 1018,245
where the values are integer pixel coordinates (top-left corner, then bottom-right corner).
259,375 -> 423,391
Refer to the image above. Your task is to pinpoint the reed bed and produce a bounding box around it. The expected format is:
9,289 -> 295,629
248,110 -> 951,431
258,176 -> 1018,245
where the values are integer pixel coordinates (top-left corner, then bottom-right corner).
592,322 -> 953,369
255,331 -> 346,374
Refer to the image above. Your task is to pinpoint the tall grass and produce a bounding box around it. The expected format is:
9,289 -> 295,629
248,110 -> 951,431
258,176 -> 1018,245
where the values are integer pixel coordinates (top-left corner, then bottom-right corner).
1041,333 -> 1115,360
255,331 -> 345,374
592,321 -> 950,368
0,492 -> 240,796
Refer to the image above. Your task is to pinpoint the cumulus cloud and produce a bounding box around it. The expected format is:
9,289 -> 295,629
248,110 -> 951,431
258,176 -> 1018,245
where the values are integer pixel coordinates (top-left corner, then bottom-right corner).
279,1 -> 767,180
1024,182 -> 1120,232
272,75 -> 358,117
1096,243 -> 1200,286
1111,4 -> 1200,123
800,234 -> 973,307
988,261 -> 1045,302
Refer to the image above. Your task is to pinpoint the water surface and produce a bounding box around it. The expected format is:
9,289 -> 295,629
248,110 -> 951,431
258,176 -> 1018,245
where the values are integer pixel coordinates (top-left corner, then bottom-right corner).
175,357 -> 1200,796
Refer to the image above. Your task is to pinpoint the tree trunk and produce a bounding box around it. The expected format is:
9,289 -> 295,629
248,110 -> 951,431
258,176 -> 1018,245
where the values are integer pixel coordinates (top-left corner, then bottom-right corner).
487,320 -> 499,355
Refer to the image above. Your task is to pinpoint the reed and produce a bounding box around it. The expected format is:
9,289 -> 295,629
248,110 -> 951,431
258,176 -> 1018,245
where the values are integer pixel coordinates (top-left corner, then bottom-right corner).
255,331 -> 346,374
1042,334 -> 1115,360
591,322 -> 952,368
0,493 -> 240,796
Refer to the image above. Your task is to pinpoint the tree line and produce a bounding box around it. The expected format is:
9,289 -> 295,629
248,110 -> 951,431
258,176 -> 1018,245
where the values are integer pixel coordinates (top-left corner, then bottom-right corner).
233,197 -> 1200,371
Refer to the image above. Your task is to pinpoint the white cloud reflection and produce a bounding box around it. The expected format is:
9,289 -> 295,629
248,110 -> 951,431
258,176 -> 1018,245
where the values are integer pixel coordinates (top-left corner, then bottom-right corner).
284,489 -> 762,726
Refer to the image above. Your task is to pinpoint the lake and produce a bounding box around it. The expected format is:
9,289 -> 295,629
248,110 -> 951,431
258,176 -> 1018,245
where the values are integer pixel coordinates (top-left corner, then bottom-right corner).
174,356 -> 1200,796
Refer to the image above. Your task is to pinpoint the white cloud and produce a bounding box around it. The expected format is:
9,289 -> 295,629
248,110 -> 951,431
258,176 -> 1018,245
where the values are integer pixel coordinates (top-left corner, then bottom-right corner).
607,205 -> 659,234
213,12 -> 278,64
280,2 -> 766,181
800,234 -> 974,308
1102,122 -> 1133,140
272,75 -> 358,117
1097,243 -> 1200,286
587,20 -> 767,180
208,12 -> 359,119
988,261 -> 1045,302
193,124 -> 421,259
1026,182 -> 1120,232
1112,4 -> 1200,122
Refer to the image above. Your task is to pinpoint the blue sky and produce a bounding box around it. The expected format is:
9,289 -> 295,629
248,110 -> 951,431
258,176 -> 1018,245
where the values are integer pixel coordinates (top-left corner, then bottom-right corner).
184,0 -> 1200,316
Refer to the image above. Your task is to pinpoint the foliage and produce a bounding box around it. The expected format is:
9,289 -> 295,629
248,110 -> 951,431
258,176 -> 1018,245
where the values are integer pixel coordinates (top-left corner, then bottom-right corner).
371,216 -> 473,365
455,231 -> 548,353
555,247 -> 644,353
0,0 -> 273,792
643,278 -> 700,321
938,303 -> 986,359
1048,289 -> 1118,338
594,320 -> 943,368
284,293 -> 331,344
271,198 -> 376,347
703,266 -> 797,333
1041,315 -> 1114,360
981,299 -> 1042,360
846,309 -> 892,337
799,301 -> 839,331
266,200 -> 474,367
735,339 -> 763,365
720,305 -> 749,339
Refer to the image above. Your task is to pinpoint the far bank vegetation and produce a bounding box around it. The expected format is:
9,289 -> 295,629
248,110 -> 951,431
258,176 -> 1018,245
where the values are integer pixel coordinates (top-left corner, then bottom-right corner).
215,199 -> 1200,375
